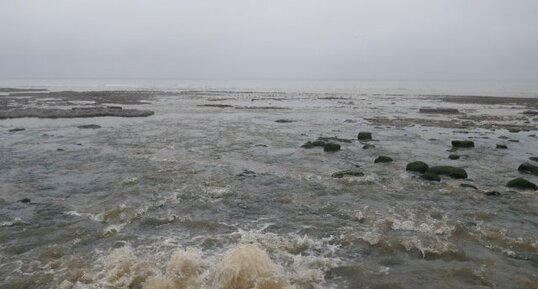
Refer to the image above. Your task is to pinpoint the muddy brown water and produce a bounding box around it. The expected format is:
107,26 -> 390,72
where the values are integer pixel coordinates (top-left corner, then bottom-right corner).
1,90 -> 537,289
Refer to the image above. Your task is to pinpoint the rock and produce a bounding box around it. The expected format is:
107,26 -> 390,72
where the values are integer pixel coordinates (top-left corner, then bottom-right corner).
374,156 -> 393,163
518,162 -> 538,176
302,140 -> 325,149
427,166 -> 468,179
522,110 -> 538,115
77,124 -> 101,129
331,169 -> 364,178
317,137 -> 353,143
357,132 -> 372,141
460,183 -> 478,189
509,139 -> 519,143
237,170 -> 256,177
56,148 -> 64,152
496,144 -> 508,149
324,143 -> 341,152
197,104 -> 233,108
1,107 -> 154,119
498,136 -> 509,139
18,198 -> 31,203
506,177 -> 537,190
406,161 -> 429,173
451,140 -> 474,148
362,144 -> 375,149
275,119 -> 294,123
449,154 -> 460,160
485,191 -> 501,196
419,108 -> 460,114
421,172 -> 441,182
529,157 -> 538,162
509,129 -> 520,133
8,128 -> 25,132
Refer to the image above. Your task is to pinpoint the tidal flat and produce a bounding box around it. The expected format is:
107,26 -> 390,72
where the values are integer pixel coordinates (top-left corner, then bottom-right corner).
1,88 -> 537,289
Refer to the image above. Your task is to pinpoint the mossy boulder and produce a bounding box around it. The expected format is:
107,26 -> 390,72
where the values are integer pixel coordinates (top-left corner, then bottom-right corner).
332,169 -> 364,178
323,143 -> 341,152
301,141 -> 315,148
448,154 -> 460,160
451,140 -> 474,148
357,132 -> 372,141
427,166 -> 468,179
374,156 -> 393,163
406,161 -> 429,173
506,178 -> 537,190
421,172 -> 441,182
518,162 -> 538,176
496,144 -> 508,149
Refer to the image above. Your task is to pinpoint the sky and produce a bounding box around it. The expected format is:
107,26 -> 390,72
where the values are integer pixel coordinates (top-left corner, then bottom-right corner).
0,0 -> 537,81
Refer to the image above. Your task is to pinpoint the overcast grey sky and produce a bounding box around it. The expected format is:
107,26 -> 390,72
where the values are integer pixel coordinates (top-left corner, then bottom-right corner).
1,0 -> 537,80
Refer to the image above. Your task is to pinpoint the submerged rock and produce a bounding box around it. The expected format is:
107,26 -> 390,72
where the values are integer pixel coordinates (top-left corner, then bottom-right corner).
485,191 -> 501,196
374,156 -> 393,163
324,143 -> 341,152
419,107 -> 460,114
237,170 -> 256,177
301,140 -> 325,149
357,132 -> 372,141
77,124 -> 101,129
449,154 -> 460,160
427,166 -> 468,179
362,144 -> 375,149
8,128 -> 25,132
275,119 -> 294,123
18,198 -> 31,203
496,144 -> 508,149
518,162 -> 538,176
529,157 -> 538,162
318,136 -> 353,143
406,161 -> 429,173
421,172 -> 441,182
506,177 -> 537,190
451,140 -> 474,148
460,183 -> 478,189
1,107 -> 154,119
331,169 -> 364,178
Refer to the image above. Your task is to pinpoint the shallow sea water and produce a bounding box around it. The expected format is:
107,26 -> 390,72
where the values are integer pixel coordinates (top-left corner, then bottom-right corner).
1,87 -> 537,289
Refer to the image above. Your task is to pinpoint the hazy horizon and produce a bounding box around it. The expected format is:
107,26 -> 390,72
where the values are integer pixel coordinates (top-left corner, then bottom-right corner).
1,0 -> 537,81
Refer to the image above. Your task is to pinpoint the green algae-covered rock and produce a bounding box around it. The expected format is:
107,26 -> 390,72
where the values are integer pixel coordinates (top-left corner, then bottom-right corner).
518,162 -> 538,176
374,156 -> 393,163
421,172 -> 441,182
406,161 -> 429,173
451,140 -> 474,148
357,132 -> 372,141
427,166 -> 468,179
506,178 -> 537,190
323,143 -> 341,152
449,154 -> 460,160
